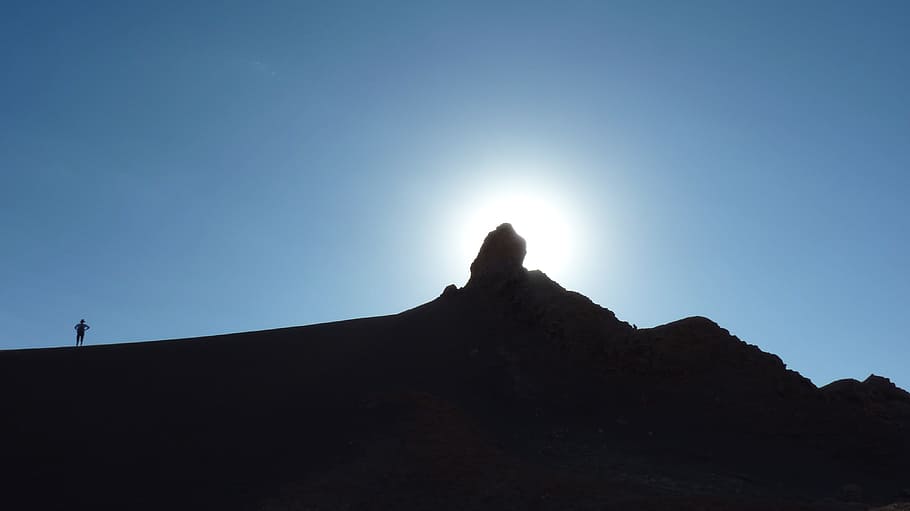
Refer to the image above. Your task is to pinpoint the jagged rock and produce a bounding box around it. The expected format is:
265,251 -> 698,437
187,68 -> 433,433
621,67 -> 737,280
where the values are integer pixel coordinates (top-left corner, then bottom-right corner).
459,224 -> 819,403
626,316 -> 817,395
465,223 -> 527,289
5,221 -> 910,510
822,375 -> 910,427
865,375 -> 910,401
441,284 -> 459,298
461,224 -> 629,354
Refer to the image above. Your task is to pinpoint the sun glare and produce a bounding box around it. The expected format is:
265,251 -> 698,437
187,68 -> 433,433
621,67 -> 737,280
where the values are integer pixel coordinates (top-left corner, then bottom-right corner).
458,188 -> 577,281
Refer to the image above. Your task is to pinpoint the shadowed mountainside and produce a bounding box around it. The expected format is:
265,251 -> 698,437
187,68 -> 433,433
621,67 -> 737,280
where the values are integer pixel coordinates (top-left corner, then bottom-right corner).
3,223 -> 909,510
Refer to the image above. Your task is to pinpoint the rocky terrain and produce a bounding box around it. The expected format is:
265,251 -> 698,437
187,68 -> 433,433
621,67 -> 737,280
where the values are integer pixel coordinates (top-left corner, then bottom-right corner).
3,223 -> 909,510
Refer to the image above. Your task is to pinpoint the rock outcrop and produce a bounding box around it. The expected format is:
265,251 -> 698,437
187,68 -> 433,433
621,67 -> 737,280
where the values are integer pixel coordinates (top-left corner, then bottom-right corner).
4,222 -> 910,510
822,375 -> 910,427
465,223 -> 528,290
440,223 -> 829,445
460,224 -> 815,397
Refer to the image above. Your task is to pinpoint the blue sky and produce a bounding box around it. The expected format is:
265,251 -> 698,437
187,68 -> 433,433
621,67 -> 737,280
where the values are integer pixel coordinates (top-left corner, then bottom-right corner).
2,1 -> 908,389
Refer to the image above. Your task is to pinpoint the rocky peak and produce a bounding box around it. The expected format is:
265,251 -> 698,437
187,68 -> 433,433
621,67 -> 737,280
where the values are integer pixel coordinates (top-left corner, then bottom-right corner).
821,374 -> 910,427
465,223 -> 528,289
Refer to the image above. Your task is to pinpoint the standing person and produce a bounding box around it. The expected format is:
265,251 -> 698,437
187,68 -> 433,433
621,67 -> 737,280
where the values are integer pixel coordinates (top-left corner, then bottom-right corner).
75,319 -> 90,347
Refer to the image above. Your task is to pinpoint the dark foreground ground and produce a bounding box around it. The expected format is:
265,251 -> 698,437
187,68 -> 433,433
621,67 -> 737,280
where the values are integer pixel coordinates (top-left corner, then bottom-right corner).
4,226 -> 910,510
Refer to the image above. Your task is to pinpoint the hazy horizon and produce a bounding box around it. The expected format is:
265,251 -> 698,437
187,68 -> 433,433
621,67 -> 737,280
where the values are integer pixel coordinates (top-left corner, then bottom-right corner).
2,1 -> 908,390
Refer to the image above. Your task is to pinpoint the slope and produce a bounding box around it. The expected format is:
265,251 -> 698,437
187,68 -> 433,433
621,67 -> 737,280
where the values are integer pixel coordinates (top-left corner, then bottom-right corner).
2,224 -> 908,510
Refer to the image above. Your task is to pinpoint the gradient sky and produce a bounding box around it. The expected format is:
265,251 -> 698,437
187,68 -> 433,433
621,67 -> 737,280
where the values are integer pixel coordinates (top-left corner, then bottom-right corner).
2,1 -> 908,389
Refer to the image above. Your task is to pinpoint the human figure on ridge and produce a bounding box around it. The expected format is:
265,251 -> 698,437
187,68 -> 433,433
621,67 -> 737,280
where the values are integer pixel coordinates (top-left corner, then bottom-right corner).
75,319 -> 90,347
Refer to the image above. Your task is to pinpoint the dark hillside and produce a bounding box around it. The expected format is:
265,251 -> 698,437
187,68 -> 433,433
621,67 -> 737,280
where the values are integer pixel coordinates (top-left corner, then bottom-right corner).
3,224 -> 909,510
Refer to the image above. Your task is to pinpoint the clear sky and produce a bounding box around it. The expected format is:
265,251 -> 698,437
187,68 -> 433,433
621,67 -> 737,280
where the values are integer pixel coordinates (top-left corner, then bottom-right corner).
2,1 -> 908,389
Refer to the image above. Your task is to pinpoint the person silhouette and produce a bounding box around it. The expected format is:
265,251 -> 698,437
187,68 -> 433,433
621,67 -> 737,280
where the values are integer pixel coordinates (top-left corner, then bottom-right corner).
75,319 -> 90,347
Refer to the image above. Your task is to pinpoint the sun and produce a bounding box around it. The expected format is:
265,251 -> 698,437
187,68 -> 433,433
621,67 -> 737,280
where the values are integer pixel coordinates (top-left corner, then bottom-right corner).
457,188 -> 576,280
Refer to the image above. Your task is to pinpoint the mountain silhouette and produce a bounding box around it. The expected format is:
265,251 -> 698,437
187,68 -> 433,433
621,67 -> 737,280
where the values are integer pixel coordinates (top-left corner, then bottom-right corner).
3,223 -> 909,510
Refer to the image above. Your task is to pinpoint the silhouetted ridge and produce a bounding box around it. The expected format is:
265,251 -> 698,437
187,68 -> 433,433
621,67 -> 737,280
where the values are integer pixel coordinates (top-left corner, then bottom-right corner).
456,225 -> 810,398
822,374 -> 910,425
3,222 -> 910,510
621,316 -> 818,400
455,223 -> 630,361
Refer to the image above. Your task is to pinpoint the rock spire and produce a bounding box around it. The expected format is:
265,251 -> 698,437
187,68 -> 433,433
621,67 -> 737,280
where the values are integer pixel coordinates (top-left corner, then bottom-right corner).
465,223 -> 528,289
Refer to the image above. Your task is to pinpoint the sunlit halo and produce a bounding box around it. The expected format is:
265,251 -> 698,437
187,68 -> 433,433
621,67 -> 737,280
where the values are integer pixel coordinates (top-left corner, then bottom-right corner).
457,189 -> 576,280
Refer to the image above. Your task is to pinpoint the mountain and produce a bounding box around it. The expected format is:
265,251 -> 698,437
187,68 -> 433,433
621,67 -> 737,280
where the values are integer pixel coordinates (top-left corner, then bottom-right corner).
3,223 -> 909,510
